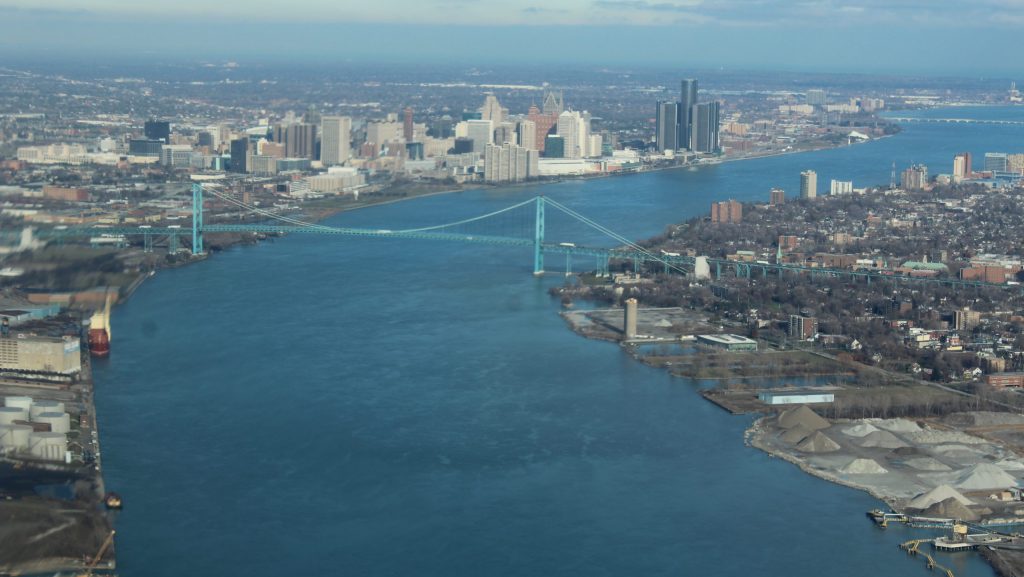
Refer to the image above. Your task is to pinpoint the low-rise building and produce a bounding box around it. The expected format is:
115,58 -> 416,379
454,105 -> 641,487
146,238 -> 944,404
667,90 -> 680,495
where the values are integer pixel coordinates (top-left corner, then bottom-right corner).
696,334 -> 758,351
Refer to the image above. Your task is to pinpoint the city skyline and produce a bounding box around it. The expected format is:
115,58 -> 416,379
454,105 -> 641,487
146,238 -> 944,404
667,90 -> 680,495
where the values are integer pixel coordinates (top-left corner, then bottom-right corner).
2,2 -> 1023,76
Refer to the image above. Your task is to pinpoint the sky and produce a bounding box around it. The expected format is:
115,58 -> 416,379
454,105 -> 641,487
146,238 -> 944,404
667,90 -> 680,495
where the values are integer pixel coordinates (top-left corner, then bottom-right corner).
2,0 -> 1022,76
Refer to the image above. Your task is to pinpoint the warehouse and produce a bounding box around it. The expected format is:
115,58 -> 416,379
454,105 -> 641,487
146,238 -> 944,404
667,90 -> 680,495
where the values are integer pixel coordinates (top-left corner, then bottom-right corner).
0,334 -> 81,376
696,334 -> 758,351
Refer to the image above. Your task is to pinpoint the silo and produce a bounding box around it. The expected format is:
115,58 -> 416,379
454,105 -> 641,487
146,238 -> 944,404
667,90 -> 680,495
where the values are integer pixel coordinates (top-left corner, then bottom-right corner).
0,406 -> 29,426
624,298 -> 638,339
35,412 -> 71,434
0,424 -> 32,452
29,432 -> 66,461
4,396 -> 33,412
30,400 -> 65,420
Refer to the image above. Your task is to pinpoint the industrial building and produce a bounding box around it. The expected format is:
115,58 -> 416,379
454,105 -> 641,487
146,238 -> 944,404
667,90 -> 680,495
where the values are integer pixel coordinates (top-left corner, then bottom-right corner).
758,391 -> 835,405
0,334 -> 82,376
0,396 -> 70,462
697,334 -> 758,351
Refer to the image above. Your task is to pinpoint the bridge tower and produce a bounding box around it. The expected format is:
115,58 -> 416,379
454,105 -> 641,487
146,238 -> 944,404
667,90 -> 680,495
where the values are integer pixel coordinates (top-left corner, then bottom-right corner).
191,183 -> 204,255
534,196 -> 545,275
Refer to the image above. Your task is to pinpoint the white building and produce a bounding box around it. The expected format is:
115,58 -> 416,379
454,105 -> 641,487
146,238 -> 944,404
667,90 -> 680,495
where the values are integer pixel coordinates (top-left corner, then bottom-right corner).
465,120 -> 493,155
320,116 -> 352,166
830,180 -> 853,195
557,111 -> 581,159
484,143 -> 539,183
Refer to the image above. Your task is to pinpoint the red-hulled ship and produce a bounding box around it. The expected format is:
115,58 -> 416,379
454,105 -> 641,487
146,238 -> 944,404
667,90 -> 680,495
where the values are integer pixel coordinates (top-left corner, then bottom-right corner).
88,295 -> 112,357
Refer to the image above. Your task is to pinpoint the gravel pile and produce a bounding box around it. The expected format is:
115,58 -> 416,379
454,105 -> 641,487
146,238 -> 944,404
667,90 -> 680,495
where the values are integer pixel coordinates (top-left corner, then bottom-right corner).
954,463 -> 1019,491
943,412 -> 1024,428
842,422 -> 880,437
908,429 -> 988,445
921,497 -> 979,522
872,419 -> 922,433
781,424 -> 813,444
778,405 -> 830,431
908,484 -> 974,509
797,431 -> 841,453
840,458 -> 889,475
857,430 -> 908,449
904,457 -> 953,472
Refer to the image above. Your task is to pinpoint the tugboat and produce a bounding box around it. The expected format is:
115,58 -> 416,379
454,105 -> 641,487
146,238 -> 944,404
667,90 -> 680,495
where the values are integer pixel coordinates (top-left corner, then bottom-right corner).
104,491 -> 123,509
88,294 -> 113,357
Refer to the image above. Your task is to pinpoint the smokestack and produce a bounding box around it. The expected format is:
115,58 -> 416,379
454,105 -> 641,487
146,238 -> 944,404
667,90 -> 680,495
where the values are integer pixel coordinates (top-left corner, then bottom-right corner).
624,299 -> 638,339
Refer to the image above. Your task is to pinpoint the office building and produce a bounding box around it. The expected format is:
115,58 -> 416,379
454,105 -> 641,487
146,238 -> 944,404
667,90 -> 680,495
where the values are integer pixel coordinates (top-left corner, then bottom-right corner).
806,89 -> 827,106
320,116 -> 352,166
901,164 -> 928,190
679,78 -> 698,150
527,104 -> 558,152
690,101 -> 720,153
465,120 -> 493,154
655,101 -> 678,152
516,120 -> 537,151
494,122 -> 517,147
479,94 -> 507,126
544,135 -> 565,158
1008,153 -> 1024,174
800,170 -> 817,199
144,120 -> 171,143
769,188 -> 785,205
403,107 -> 414,142
128,139 -> 164,157
229,138 -> 249,173
556,111 -> 582,159
985,152 -> 1009,173
710,200 -> 742,224
830,180 -> 853,195
272,123 -> 317,159
542,90 -> 564,116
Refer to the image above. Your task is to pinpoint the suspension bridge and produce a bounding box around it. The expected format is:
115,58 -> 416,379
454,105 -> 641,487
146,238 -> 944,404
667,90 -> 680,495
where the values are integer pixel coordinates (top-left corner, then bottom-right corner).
27,184 -> 1009,288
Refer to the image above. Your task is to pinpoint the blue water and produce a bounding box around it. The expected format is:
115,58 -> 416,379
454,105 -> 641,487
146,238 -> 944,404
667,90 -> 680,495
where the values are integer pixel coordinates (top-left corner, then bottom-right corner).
94,108 -> 1024,576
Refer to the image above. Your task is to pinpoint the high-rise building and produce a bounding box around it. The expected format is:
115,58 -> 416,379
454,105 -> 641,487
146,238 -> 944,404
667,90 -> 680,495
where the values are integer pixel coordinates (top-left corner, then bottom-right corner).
806,89 -> 827,106
403,107 -> 414,142
144,120 -> 171,143
830,180 -> 853,195
901,164 -> 928,190
710,200 -> 742,224
494,122 -> 517,147
484,143 -> 539,183
479,94 -> 507,127
1008,153 -> 1024,175
544,135 -> 565,158
320,116 -> 352,166
985,152 -> 1009,173
690,102 -> 720,153
679,79 -> 698,150
542,90 -> 564,116
516,120 -> 537,151
769,188 -> 785,205
527,104 -> 558,152
229,138 -> 250,173
272,123 -> 318,159
655,101 -> 679,152
800,170 -> 818,199
465,119 -> 493,153
556,111 -> 581,159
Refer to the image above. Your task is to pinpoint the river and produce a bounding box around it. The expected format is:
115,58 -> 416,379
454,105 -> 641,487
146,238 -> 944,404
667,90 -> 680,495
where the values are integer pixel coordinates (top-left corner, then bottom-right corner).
93,106 -> 1024,576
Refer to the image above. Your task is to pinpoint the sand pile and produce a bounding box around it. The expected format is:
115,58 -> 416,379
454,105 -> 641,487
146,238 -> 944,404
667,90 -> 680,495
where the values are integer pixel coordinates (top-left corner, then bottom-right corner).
904,457 -> 953,472
908,429 -> 987,445
840,458 -> 888,475
908,484 -> 974,509
944,412 -> 1024,428
797,431 -> 841,453
778,405 -> 830,431
842,422 -> 880,437
872,419 -> 922,433
781,424 -> 813,444
921,497 -> 979,522
995,459 -> 1024,471
857,430 -> 908,449
932,444 -> 985,459
954,463 -> 1019,491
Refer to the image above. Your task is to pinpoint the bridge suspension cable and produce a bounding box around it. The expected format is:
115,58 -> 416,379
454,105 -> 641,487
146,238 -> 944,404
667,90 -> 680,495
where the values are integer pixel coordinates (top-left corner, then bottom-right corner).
543,197 -> 690,276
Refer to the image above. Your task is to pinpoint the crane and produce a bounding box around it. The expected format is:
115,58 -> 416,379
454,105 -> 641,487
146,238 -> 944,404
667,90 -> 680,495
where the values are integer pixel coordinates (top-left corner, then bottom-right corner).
79,530 -> 115,577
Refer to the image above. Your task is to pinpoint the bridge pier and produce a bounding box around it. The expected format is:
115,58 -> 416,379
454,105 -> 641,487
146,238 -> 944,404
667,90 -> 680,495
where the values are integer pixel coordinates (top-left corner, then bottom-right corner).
192,183 -> 204,255
533,196 -> 545,275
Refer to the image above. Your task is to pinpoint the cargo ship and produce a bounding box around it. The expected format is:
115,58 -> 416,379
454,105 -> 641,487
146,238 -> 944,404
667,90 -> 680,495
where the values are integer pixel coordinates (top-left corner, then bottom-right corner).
88,295 -> 112,357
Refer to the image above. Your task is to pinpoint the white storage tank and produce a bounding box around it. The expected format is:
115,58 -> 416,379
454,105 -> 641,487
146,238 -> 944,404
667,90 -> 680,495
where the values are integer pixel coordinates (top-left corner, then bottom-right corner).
30,400 -> 65,420
0,424 -> 32,452
35,412 -> 71,434
29,432 -> 66,461
4,396 -> 33,412
0,406 -> 29,426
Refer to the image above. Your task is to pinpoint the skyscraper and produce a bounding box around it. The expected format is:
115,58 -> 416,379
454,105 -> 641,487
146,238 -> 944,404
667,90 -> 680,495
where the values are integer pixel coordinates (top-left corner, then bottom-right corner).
145,120 -> 171,144
320,116 -> 352,166
800,170 -> 818,199
478,94 -> 507,127
542,90 -> 564,116
516,120 -> 537,151
806,89 -> 827,106
556,111 -> 581,159
272,123 -> 318,159
465,119 -> 493,153
230,138 -> 249,173
655,101 -> 678,152
679,79 -> 698,150
527,105 -> 558,153
403,107 -> 414,142
690,102 -> 720,153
